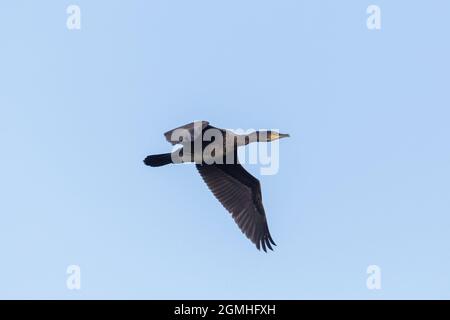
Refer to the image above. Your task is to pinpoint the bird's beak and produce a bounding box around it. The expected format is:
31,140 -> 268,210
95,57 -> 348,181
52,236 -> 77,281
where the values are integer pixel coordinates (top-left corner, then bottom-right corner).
268,132 -> 290,141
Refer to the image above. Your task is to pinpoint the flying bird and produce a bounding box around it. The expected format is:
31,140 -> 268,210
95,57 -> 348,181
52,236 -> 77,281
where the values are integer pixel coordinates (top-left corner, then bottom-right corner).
143,121 -> 289,252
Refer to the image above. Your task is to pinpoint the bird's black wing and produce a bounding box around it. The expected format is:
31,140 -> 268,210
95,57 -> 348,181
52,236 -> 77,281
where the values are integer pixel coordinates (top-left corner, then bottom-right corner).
196,163 -> 276,251
164,121 -> 209,145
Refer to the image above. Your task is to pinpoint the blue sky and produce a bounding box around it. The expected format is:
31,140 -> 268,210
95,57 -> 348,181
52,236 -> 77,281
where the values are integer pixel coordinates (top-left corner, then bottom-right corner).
0,1 -> 449,299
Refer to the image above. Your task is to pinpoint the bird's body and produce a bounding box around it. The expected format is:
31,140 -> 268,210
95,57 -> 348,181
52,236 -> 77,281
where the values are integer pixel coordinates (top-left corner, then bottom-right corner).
164,121 -> 244,164
144,121 -> 289,252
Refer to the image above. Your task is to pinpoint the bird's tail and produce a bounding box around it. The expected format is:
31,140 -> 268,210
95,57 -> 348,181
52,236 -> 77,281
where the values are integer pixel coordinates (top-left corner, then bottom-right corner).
143,153 -> 173,167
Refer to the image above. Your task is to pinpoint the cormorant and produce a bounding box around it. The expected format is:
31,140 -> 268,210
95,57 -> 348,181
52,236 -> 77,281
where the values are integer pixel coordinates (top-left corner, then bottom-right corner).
143,121 -> 289,252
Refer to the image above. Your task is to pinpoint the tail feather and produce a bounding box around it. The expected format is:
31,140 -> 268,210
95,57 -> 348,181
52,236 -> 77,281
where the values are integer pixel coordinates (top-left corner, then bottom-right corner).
143,153 -> 173,167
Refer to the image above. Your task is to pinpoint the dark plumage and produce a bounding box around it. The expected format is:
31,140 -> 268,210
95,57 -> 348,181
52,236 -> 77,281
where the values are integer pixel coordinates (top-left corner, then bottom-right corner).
144,121 -> 289,252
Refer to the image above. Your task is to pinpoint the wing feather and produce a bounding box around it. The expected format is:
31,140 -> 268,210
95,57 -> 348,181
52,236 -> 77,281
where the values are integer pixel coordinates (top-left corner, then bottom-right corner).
196,163 -> 276,252
164,121 -> 209,145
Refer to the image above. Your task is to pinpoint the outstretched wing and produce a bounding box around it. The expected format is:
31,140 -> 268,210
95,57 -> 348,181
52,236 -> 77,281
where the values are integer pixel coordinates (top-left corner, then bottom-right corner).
164,121 -> 209,145
196,163 -> 276,252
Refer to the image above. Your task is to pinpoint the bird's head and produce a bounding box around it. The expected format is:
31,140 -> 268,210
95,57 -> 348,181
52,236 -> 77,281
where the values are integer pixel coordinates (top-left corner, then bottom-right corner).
257,130 -> 290,142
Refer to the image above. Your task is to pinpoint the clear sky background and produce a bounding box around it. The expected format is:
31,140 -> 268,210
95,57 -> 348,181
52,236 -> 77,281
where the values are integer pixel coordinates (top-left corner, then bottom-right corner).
1,1 -> 449,299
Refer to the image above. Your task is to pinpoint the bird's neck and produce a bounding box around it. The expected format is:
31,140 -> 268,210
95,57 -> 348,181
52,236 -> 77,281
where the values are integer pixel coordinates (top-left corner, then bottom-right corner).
243,131 -> 260,145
